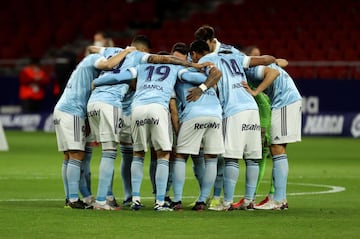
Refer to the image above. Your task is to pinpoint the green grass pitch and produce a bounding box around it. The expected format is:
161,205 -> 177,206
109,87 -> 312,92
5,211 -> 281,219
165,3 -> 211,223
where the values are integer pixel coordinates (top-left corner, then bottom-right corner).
0,130 -> 359,239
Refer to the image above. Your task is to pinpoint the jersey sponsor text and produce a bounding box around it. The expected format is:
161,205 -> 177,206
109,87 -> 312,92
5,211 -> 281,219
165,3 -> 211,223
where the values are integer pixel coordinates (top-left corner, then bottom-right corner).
194,122 -> 220,130
242,123 -> 261,131
135,117 -> 160,127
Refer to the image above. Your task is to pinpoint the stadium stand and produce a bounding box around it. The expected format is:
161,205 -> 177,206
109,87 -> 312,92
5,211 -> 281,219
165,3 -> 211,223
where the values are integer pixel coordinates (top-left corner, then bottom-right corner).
0,0 -> 359,79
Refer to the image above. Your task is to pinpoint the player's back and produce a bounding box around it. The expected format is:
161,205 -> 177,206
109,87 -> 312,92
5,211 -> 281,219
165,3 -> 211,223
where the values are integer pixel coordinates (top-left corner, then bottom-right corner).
89,49 -> 148,108
55,53 -> 102,118
176,69 -> 222,122
132,63 -> 183,109
200,52 -> 258,118
216,42 -> 243,55
268,63 -> 302,108
245,63 -> 302,109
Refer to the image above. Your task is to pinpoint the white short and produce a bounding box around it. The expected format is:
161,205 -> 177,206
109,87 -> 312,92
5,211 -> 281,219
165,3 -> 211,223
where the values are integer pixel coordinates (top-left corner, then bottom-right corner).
176,116 -> 224,155
87,102 -> 122,144
53,109 -> 86,152
119,114 -> 132,144
131,103 -> 172,152
223,110 -> 262,159
271,100 -> 302,144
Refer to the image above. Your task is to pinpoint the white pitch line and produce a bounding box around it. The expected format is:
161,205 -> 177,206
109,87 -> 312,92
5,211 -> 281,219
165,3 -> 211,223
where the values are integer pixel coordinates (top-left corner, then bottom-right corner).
286,182 -> 346,196
0,182 -> 345,202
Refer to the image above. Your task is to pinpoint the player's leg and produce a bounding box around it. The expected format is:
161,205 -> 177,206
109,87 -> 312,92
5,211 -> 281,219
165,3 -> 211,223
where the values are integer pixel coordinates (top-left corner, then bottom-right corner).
149,147 -> 157,197
130,150 -> 145,210
256,100 -> 301,210
67,150 -> 86,208
172,153 -> 188,210
223,157 -> 239,210
120,143 -> 133,206
92,104 -> 122,210
130,105 -> 149,210
193,117 -> 224,211
150,104 -> 174,211
187,149 -> 205,208
174,117 -> 207,210
192,148 -> 205,190
208,155 -> 224,210
194,155 -> 218,210
154,150 -> 171,211
254,92 -> 272,197
79,145 -> 95,206
221,114 -> 245,210
119,114 -> 133,206
164,150 -> 175,207
54,109 -> 88,209
233,113 -> 262,210
61,152 -> 70,208
94,144 -> 119,210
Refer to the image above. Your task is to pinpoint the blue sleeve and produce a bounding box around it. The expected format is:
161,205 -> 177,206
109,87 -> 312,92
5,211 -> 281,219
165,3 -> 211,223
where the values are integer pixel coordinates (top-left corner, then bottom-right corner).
244,66 -> 264,81
179,70 -> 207,84
93,68 -> 136,87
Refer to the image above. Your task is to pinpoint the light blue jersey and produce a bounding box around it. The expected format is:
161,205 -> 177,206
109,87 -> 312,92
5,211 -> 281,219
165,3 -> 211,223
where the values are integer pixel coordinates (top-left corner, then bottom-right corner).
55,53 -> 103,118
176,68 -> 222,122
199,52 -> 258,118
88,48 -> 149,108
122,90 -> 135,116
245,63 -> 302,109
131,64 -> 184,109
213,39 -> 243,55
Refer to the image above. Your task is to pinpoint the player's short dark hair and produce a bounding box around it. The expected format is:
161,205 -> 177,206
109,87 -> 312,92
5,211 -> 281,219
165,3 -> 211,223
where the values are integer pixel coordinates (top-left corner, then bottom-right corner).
189,40 -> 210,54
171,42 -> 188,55
194,25 -> 215,41
131,35 -> 152,49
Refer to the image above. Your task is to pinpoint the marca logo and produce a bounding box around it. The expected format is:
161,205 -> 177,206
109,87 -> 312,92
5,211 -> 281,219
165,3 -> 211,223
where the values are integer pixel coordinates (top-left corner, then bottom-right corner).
303,115 -> 344,134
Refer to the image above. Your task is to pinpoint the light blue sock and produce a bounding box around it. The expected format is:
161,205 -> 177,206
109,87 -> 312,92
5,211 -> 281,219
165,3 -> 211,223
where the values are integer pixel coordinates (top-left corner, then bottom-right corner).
213,156 -> 224,197
120,145 -> 133,200
272,154 -> 289,201
96,150 -> 116,202
223,158 -> 239,203
67,158 -> 82,201
172,158 -> 186,202
106,172 -> 114,198
131,156 -> 144,199
155,159 -> 169,204
62,160 -> 69,199
198,158 -> 217,203
191,149 -> 205,189
244,159 -> 260,200
79,146 -> 92,197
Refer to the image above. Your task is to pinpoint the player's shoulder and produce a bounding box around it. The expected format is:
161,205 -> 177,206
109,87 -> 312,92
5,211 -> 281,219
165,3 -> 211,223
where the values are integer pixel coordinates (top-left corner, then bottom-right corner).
81,53 -> 103,65
199,53 -> 217,63
103,47 -> 123,56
